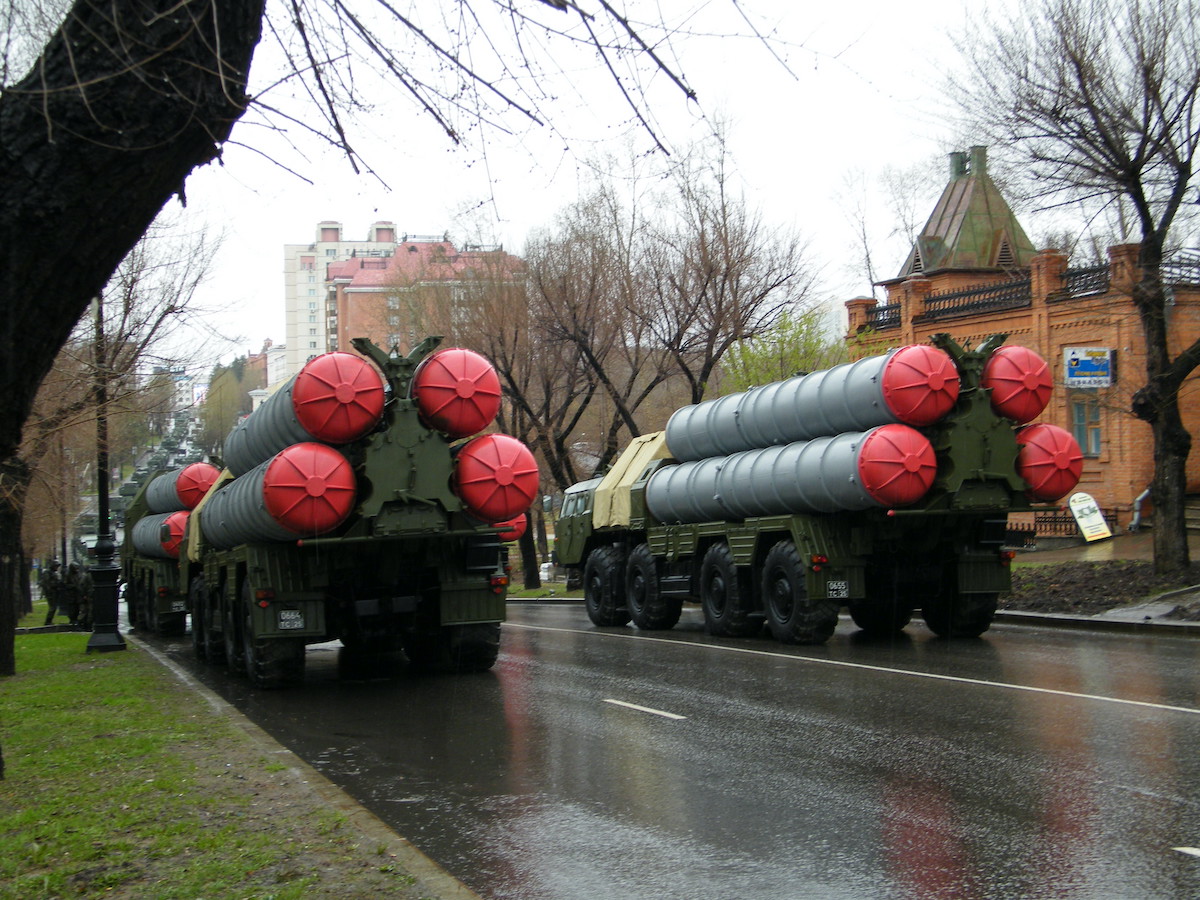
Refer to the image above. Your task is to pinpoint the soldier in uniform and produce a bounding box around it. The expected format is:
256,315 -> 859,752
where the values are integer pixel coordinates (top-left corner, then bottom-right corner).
39,561 -> 64,625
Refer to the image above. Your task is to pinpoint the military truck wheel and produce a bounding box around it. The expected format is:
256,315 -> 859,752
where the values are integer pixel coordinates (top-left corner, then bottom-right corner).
189,578 -> 207,660
404,623 -> 501,673
584,546 -> 631,626
761,540 -> 839,645
223,589 -> 246,675
626,544 -> 681,630
922,592 -> 998,638
700,542 -> 759,637
204,589 -> 226,663
850,566 -> 913,635
242,582 -> 305,688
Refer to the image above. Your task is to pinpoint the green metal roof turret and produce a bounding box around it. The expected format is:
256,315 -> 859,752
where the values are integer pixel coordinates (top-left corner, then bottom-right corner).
895,146 -> 1037,279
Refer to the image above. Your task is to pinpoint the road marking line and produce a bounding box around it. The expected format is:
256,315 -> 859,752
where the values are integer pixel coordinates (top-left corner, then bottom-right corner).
1174,847 -> 1200,858
507,623 -> 1200,717
603,698 -> 687,720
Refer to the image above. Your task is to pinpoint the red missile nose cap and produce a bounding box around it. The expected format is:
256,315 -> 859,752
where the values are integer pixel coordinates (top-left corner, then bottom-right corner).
857,424 -> 937,507
1016,423 -> 1083,501
414,347 -> 503,438
880,345 -> 961,426
262,443 -> 357,535
982,345 -> 1053,424
454,434 -> 540,522
160,510 -> 190,559
292,351 -> 386,444
175,462 -> 221,509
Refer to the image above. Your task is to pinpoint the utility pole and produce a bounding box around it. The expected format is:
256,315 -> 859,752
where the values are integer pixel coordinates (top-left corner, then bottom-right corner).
87,294 -> 125,652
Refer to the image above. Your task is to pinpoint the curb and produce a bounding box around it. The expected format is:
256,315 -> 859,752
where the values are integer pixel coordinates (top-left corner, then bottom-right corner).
126,632 -> 482,900
994,609 -> 1200,635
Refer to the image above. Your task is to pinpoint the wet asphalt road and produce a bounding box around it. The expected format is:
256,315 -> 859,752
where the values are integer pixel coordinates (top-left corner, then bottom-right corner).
169,602 -> 1200,899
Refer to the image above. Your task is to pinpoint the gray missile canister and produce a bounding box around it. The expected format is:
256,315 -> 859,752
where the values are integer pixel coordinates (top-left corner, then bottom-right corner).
645,423 -> 937,524
223,351 -> 385,476
664,345 -> 960,461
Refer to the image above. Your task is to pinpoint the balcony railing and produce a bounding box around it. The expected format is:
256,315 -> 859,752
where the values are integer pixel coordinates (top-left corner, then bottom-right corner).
1062,264 -> 1109,297
919,277 -> 1032,320
865,303 -> 901,330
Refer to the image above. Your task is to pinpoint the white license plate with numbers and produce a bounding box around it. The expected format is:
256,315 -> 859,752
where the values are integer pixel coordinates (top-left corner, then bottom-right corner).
827,580 -> 849,599
278,609 -> 305,630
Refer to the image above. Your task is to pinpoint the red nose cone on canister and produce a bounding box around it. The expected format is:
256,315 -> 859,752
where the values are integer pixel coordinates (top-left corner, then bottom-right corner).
292,351 -> 386,444
494,513 -> 528,543
454,434 -> 540,522
982,345 -> 1052,424
413,348 -> 503,438
1016,423 -> 1083,501
880,345 -> 961,426
174,462 -> 221,509
160,511 -> 189,559
261,443 -> 357,535
856,424 -> 938,507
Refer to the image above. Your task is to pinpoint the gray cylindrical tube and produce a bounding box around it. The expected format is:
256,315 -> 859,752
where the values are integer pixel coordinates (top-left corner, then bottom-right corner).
223,351 -> 384,476
201,443 -> 357,549
645,424 -> 937,524
664,345 -> 959,461
131,512 -> 186,559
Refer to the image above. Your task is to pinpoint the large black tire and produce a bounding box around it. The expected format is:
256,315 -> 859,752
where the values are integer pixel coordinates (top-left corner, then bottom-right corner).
189,577 -> 207,661
203,587 -> 226,663
241,581 -> 305,688
625,544 -> 682,630
761,540 -> 839,645
404,623 -> 501,673
700,542 -> 759,637
849,565 -> 914,635
584,546 -> 631,626
922,592 -> 998,638
222,587 -> 245,674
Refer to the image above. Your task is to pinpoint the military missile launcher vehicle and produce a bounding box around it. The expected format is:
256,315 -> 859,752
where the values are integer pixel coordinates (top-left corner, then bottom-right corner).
556,333 -> 1083,644
122,337 -> 538,687
122,461 -> 221,636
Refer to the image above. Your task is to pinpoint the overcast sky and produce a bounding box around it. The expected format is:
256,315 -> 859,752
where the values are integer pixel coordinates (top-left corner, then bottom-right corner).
175,0 -> 989,365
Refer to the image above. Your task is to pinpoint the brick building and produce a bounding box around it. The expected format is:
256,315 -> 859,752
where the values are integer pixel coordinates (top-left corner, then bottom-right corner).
283,222 -> 524,377
846,146 -> 1200,530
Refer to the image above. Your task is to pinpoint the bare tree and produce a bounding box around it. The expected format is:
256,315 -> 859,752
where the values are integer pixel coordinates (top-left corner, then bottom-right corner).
0,0 -> 735,672
952,0 -> 1200,573
641,139 -> 820,405
3,224 -> 217,671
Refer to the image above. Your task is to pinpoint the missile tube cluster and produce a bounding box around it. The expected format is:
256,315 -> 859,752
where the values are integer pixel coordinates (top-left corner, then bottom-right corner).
132,462 -> 221,559
202,348 -> 539,548
646,342 -> 1082,525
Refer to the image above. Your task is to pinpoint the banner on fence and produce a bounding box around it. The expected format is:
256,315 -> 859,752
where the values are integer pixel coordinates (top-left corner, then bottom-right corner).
1068,491 -> 1112,542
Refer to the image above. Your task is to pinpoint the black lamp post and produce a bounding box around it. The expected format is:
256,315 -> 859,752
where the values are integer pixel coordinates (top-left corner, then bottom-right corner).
87,294 -> 125,653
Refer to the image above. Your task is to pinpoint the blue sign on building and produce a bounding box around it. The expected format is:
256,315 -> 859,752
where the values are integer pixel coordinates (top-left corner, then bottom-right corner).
1064,347 -> 1113,387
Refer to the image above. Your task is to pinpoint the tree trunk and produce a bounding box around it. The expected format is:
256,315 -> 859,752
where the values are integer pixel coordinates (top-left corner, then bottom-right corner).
0,0 -> 266,674
0,458 -> 30,676
1130,239 -> 1192,575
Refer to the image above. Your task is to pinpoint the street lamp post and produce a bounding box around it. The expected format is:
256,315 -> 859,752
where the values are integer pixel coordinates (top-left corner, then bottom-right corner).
87,294 -> 125,653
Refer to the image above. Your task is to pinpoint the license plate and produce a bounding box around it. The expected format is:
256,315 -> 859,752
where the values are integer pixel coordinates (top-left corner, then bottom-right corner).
170,600 -> 186,613
827,580 -> 849,599
278,609 -> 305,630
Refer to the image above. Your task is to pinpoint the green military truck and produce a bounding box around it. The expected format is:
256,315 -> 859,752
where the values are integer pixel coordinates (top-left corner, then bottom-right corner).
122,461 -> 220,637
556,334 -> 1083,644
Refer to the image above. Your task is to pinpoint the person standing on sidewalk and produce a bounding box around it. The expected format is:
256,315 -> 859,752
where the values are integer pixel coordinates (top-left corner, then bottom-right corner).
40,560 -> 64,625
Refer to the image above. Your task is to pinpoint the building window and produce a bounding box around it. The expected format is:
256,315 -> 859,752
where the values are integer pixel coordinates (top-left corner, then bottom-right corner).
309,328 -> 316,336
308,289 -> 316,296
308,315 -> 316,323
326,248 -> 336,257
308,302 -> 317,310
308,275 -> 316,283
1071,393 -> 1102,457
309,342 -> 317,349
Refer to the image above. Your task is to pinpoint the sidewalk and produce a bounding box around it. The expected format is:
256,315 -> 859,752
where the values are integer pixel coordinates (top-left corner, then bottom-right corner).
1001,529 -> 1200,634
